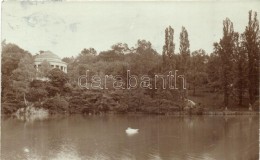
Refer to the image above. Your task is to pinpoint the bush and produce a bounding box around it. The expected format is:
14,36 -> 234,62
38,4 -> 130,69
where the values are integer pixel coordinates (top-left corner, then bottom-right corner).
46,83 -> 60,97
1,91 -> 24,114
27,88 -> 48,102
42,96 -> 69,114
68,96 -> 89,114
2,102 -> 24,114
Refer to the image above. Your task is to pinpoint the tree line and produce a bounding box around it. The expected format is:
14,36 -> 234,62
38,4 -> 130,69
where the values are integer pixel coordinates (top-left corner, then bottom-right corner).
1,10 -> 259,115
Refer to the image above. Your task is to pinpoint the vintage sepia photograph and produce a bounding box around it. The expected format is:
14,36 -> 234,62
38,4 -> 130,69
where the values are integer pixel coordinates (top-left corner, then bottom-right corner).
1,1 -> 259,160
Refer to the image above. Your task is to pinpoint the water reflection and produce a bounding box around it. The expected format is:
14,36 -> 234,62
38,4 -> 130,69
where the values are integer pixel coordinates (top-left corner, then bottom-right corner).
14,106 -> 49,123
1,115 -> 259,160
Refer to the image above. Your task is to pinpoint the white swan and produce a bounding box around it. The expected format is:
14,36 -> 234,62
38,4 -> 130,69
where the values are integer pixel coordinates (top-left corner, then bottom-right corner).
24,147 -> 30,153
126,127 -> 139,135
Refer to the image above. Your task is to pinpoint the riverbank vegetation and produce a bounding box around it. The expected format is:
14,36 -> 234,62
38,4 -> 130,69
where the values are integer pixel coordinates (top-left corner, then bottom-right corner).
1,10 -> 259,115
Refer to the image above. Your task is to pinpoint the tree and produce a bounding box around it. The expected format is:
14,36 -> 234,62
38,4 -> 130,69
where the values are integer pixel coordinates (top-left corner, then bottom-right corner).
62,56 -> 75,64
42,95 -> 69,114
179,26 -> 190,74
188,49 -> 208,95
46,83 -> 60,97
80,48 -> 97,56
215,18 -> 235,108
162,26 -> 175,70
38,60 -> 52,77
207,52 -> 222,91
75,48 -> 97,64
1,43 -> 30,94
98,50 -> 124,62
136,40 -> 155,54
233,32 -> 248,106
11,54 -> 36,99
28,80 -> 48,102
46,68 -> 69,97
112,43 -> 130,54
47,68 -> 69,95
28,87 -> 48,102
131,40 -> 159,74
243,10 -> 260,105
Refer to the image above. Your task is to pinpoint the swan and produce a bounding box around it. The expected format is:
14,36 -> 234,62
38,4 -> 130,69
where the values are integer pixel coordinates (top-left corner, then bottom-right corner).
24,147 -> 30,153
126,127 -> 139,135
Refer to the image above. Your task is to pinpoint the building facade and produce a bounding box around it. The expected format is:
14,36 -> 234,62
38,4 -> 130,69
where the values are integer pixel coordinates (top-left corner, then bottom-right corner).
34,51 -> 67,73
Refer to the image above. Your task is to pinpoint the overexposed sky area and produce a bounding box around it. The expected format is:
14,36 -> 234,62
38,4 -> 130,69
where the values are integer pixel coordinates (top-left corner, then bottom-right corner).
2,1 -> 260,58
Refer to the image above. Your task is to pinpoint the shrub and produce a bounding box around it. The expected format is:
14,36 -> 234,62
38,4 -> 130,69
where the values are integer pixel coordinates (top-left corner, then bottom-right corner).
42,96 -> 69,114
2,102 -> 24,114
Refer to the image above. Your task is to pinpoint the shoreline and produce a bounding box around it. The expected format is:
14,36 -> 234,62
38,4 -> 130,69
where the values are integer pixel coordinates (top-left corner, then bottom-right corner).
2,110 -> 259,117
122,111 -> 259,116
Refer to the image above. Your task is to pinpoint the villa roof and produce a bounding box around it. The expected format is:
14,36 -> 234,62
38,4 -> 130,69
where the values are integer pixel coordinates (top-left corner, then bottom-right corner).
34,51 -> 68,66
35,51 -> 61,60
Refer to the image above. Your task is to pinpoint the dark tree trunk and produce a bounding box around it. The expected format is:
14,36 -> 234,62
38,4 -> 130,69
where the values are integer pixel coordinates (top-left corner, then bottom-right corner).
238,89 -> 243,106
248,57 -> 258,105
193,85 -> 196,96
224,87 -> 229,108
238,61 -> 243,106
223,71 -> 229,108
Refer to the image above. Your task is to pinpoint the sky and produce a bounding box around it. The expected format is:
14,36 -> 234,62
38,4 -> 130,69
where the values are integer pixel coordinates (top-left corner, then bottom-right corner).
2,1 -> 260,58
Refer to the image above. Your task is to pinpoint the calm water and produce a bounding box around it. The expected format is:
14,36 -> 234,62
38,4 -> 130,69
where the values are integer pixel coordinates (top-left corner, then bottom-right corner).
1,115 -> 259,160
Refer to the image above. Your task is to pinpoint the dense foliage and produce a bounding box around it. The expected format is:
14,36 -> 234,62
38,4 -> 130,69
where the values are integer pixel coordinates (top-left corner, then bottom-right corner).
1,10 -> 259,114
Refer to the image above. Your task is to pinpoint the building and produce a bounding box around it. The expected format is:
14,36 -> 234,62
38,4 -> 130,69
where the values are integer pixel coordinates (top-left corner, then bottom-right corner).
34,51 -> 67,73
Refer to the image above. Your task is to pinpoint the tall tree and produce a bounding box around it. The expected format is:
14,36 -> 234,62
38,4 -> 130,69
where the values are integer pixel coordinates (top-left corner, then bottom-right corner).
243,10 -> 260,105
1,43 -> 29,94
11,54 -> 36,99
179,26 -> 190,74
162,26 -> 175,70
215,18 -> 235,108
207,52 -> 222,91
233,32 -> 248,106
188,49 -> 208,95
132,40 -> 159,74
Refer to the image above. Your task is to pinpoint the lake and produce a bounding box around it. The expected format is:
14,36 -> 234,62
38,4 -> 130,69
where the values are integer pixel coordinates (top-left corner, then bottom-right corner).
1,115 -> 259,160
